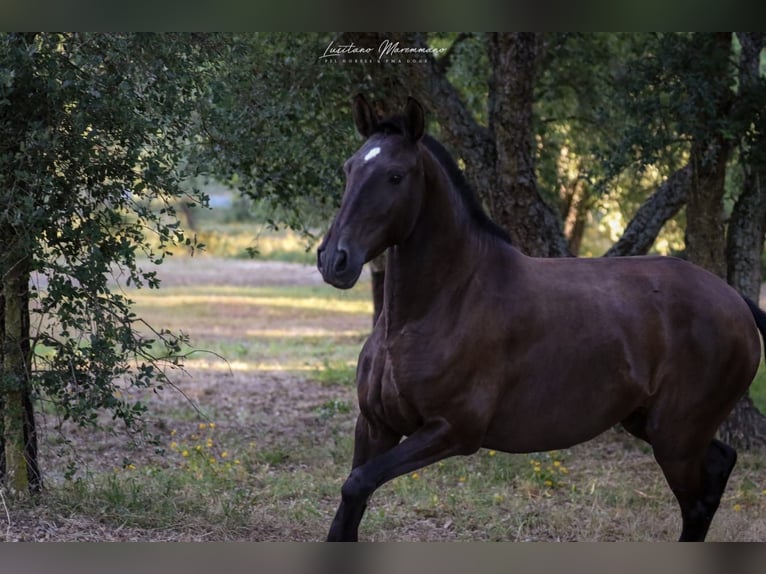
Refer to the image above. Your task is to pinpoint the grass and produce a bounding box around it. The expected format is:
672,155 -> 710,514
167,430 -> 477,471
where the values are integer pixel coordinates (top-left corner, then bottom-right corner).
128,283 -> 371,375
24,421 -> 766,541
150,209 -> 319,263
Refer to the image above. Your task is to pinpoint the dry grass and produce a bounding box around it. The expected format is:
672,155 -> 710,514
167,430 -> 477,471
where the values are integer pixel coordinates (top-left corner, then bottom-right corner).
4,255 -> 765,542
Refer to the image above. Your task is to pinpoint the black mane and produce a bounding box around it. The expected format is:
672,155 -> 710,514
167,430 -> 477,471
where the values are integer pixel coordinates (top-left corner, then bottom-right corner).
421,134 -> 512,244
371,117 -> 512,244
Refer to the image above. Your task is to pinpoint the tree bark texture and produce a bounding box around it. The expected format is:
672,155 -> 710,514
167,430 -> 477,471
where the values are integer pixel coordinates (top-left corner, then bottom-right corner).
487,33 -> 572,258
719,32 -> 766,450
684,33 -> 734,280
725,32 -> 766,300
559,179 -> 591,256
1,255 -> 40,495
685,135 -> 730,278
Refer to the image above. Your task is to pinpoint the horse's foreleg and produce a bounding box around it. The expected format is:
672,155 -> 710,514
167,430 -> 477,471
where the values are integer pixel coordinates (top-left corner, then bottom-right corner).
327,417 -> 476,542
327,414 -> 401,542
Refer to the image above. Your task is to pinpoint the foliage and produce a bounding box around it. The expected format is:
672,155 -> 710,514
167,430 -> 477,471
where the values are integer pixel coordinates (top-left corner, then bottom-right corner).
194,33 -> 358,235
595,33 -> 740,203
431,33 -> 491,126
0,33 -> 213,451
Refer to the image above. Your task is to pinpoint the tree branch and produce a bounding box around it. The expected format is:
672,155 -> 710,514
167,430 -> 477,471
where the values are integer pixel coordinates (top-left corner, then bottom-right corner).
604,164 -> 692,257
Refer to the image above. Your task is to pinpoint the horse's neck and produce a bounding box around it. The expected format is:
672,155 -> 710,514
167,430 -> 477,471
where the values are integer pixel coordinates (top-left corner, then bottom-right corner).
381,153 -> 492,330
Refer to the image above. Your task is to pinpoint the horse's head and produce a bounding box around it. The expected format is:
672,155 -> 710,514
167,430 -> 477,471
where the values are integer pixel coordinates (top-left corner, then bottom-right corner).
318,95 -> 426,289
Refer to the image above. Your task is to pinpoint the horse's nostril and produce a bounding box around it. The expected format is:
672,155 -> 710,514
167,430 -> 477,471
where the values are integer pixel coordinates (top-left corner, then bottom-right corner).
335,250 -> 348,273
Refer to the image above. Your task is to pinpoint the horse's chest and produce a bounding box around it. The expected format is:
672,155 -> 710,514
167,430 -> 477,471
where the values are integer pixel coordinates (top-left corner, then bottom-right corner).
356,336 -> 429,437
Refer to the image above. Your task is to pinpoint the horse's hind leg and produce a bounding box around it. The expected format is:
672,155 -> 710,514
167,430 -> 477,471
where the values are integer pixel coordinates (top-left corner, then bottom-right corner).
654,439 -> 737,541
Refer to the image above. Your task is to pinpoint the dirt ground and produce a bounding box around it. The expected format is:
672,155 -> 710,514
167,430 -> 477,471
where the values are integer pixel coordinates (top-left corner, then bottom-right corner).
146,257 -> 332,287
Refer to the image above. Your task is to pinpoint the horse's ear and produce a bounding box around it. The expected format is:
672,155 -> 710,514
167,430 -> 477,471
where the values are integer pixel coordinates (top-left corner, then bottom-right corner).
352,94 -> 378,138
404,97 -> 425,142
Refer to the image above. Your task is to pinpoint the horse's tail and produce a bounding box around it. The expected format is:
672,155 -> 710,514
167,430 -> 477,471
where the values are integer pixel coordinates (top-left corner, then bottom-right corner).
742,295 -> 766,355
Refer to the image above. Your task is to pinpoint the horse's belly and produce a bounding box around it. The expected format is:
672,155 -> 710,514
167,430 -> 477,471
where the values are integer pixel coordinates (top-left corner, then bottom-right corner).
482,378 -> 646,453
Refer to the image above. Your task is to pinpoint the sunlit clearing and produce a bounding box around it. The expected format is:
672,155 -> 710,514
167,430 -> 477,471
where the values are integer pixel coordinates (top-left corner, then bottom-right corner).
183,358 -> 354,373
244,328 -> 367,338
132,293 -> 372,315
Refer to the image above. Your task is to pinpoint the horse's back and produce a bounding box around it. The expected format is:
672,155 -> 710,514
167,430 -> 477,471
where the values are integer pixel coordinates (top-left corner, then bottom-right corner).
479,250 -> 761,453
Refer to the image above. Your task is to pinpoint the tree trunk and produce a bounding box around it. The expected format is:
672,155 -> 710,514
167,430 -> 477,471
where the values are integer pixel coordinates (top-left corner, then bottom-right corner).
560,179 -> 592,256
487,33 -> 571,258
683,33 -> 734,279
725,31 -> 766,299
1,254 -> 40,495
685,134 -> 730,278
718,32 -> 766,450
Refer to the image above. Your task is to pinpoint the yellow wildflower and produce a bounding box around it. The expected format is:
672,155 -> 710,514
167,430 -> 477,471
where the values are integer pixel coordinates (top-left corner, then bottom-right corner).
209,422 -> 216,429
488,450 -> 496,457
198,423 -> 207,430
411,472 -> 420,480
182,450 -> 189,457
734,504 -> 742,512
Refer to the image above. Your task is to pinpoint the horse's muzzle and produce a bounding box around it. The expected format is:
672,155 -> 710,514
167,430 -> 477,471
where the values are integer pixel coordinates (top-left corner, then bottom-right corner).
317,243 -> 362,289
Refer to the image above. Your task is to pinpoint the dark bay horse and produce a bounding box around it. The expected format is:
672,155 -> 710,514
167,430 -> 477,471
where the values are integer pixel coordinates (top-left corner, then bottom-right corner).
317,95 -> 766,542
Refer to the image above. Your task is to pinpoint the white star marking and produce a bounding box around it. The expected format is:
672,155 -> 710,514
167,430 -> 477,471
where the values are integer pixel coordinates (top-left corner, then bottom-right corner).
363,146 -> 381,162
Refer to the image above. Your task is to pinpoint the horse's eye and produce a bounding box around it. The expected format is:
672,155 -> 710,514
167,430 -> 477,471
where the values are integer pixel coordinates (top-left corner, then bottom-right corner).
389,174 -> 403,185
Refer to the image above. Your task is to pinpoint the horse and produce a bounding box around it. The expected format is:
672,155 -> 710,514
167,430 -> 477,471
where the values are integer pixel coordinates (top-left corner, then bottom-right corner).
316,94 -> 766,542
